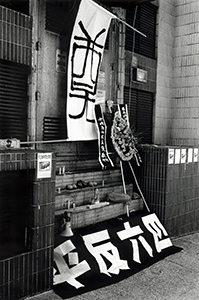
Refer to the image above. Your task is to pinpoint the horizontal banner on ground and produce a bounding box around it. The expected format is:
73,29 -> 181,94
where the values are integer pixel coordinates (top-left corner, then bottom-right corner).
53,211 -> 182,298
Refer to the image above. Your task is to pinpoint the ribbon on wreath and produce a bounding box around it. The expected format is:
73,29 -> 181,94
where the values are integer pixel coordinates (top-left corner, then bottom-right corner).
94,104 -> 114,169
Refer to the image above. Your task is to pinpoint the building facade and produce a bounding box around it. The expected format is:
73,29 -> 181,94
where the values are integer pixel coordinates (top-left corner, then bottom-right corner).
1,0 -> 199,149
0,0 -> 199,298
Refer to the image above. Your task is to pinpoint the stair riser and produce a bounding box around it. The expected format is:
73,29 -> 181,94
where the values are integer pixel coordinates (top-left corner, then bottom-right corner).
55,183 -> 133,210
56,169 -> 122,187
70,199 -> 143,228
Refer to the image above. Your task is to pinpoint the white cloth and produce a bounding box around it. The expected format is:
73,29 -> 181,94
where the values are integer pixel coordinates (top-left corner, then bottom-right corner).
66,0 -> 116,141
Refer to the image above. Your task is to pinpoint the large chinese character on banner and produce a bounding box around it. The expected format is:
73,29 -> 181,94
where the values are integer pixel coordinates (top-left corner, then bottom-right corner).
66,0 -> 116,141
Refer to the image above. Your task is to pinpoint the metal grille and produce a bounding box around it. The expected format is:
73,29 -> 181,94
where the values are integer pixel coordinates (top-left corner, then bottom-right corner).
137,90 -> 153,143
124,86 -> 153,143
0,59 -> 29,141
125,3 -> 157,59
43,116 -> 67,140
124,86 -> 137,127
0,5 -> 32,65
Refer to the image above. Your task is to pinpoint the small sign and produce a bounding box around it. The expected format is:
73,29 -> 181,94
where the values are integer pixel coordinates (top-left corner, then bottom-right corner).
194,148 -> 198,162
175,149 -> 181,164
132,55 -> 138,68
188,148 -> 193,163
0,138 -> 20,149
168,149 -> 174,164
56,49 -> 66,73
37,153 -> 52,179
181,149 -> 186,164
131,68 -> 147,83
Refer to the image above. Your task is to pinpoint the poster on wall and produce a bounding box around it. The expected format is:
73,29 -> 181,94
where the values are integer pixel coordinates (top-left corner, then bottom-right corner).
175,149 -> 181,164
168,149 -> 174,164
181,149 -> 186,164
188,148 -> 193,163
37,153 -> 52,179
56,49 -> 66,74
66,0 -> 116,141
194,148 -> 198,162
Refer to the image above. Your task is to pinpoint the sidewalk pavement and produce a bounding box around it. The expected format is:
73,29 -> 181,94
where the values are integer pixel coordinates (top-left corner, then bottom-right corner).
25,232 -> 199,300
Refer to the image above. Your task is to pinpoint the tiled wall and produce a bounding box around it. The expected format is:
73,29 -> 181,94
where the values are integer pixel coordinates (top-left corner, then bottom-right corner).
154,0 -> 175,145
155,0 -> 199,146
171,1 -> 199,145
135,144 -> 199,237
0,150 -> 55,300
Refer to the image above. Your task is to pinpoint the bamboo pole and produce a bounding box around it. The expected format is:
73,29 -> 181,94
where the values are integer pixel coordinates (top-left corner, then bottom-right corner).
88,0 -> 147,37
20,139 -> 68,145
120,160 -> 129,217
128,161 -> 150,212
120,160 -> 126,194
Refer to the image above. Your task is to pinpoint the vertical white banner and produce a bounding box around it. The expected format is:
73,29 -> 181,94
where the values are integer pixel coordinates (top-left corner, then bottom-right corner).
66,0 -> 115,141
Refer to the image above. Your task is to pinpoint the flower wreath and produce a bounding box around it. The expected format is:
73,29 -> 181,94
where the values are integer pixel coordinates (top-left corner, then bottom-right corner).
111,106 -> 141,166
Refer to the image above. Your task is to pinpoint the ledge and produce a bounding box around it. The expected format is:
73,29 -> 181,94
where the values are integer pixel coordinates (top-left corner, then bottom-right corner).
55,198 -> 144,229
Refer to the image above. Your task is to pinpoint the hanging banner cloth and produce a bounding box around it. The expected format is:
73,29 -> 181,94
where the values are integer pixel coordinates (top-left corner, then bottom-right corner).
94,104 -> 114,168
66,0 -> 116,141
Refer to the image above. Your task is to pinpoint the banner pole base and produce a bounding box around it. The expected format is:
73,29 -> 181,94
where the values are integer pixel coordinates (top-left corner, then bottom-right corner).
128,161 -> 150,213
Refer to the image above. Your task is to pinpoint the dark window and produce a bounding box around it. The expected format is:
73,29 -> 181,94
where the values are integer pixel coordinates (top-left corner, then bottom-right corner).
45,0 -> 80,36
0,0 -> 29,15
0,59 -> 29,141
125,3 -> 157,59
124,87 -> 153,143
0,170 -> 31,259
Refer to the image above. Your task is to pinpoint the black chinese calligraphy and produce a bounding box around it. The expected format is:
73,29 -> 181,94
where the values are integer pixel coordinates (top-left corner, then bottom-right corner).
69,21 -> 107,122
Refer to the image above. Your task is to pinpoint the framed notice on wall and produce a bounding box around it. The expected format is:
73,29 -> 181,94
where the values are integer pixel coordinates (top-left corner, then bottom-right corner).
56,49 -> 66,74
37,153 -> 52,179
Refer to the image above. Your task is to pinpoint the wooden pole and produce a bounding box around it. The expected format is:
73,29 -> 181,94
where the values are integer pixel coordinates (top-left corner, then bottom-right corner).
89,0 -> 146,37
128,161 -> 150,212
20,139 -> 68,145
120,160 -> 126,194
120,160 -> 129,217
